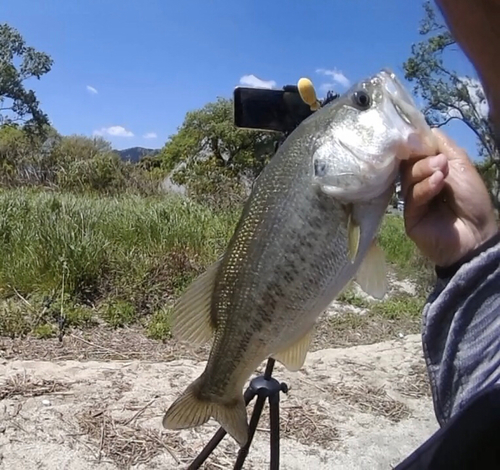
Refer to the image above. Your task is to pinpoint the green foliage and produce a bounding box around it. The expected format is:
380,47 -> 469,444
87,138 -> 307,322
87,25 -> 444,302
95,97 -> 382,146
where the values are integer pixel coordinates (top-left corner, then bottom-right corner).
338,289 -> 368,309
159,97 -> 281,209
146,307 -> 172,340
0,23 -> 53,135
99,300 -> 136,328
33,323 -> 56,339
0,128 -> 158,195
0,189 -> 238,337
0,298 -> 32,338
403,2 -> 500,205
371,293 -> 425,320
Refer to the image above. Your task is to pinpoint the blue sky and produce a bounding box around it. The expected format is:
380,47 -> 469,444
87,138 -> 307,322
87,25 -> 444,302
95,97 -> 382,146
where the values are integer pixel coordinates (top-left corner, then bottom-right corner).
3,0 -> 484,157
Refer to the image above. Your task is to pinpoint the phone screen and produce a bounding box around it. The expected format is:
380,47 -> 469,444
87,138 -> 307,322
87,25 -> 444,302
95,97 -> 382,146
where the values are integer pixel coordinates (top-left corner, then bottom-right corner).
233,87 -> 313,133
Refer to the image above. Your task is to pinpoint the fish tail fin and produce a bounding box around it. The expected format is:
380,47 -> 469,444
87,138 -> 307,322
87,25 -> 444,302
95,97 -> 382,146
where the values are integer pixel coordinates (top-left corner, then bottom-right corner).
163,377 -> 249,446
213,395 -> 248,446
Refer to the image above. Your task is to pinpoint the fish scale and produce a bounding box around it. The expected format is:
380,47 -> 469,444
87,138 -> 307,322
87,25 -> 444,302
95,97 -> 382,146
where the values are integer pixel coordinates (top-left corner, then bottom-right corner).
162,68 -> 438,446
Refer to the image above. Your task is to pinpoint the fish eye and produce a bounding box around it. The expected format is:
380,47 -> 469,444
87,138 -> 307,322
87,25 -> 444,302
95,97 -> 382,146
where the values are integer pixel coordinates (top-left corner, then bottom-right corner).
352,90 -> 371,110
314,159 -> 327,177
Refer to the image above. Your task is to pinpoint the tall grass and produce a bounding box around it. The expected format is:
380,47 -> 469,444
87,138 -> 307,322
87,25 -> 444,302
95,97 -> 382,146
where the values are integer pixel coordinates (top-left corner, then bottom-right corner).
0,189 -> 238,336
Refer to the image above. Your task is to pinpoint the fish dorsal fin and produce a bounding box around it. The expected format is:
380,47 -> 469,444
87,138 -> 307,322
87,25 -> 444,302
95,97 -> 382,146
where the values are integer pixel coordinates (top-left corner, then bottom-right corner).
355,241 -> 387,299
298,78 -> 321,111
347,209 -> 360,262
171,258 -> 222,344
272,327 -> 314,372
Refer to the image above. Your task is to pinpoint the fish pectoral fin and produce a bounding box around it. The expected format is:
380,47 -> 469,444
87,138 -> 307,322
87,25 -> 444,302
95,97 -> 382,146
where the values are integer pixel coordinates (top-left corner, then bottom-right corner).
355,241 -> 387,299
163,379 -> 249,447
272,328 -> 314,372
347,208 -> 360,262
171,258 -> 222,344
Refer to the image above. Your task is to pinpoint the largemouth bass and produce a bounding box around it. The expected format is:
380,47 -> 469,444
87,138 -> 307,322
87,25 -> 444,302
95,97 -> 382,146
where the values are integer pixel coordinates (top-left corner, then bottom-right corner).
163,69 -> 437,446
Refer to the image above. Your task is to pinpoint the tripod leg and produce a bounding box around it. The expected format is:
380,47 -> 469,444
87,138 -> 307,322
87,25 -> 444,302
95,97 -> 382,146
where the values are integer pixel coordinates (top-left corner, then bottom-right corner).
188,386 -> 258,470
233,392 -> 267,470
269,391 -> 281,470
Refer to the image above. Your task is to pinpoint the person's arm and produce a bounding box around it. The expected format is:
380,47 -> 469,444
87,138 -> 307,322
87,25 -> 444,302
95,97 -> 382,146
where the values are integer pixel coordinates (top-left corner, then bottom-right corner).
402,128 -> 499,424
423,231 -> 500,425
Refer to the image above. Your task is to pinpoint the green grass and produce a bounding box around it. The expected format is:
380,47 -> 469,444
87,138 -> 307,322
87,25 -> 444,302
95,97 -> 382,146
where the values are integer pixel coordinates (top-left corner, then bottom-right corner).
0,188 -> 238,337
378,215 -> 434,287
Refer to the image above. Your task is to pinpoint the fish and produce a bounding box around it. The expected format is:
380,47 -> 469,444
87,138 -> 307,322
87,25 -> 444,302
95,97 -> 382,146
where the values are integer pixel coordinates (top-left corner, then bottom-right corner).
162,68 -> 437,446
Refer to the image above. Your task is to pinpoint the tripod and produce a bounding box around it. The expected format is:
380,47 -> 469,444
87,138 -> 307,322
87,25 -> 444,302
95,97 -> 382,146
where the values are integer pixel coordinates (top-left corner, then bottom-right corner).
187,358 -> 289,470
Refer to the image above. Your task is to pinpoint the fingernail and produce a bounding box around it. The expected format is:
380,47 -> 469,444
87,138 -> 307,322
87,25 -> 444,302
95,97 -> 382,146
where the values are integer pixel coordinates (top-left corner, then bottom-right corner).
429,154 -> 446,170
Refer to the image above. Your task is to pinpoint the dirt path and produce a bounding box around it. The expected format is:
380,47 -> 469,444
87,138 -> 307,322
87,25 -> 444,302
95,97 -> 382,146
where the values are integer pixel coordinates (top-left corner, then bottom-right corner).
0,333 -> 436,469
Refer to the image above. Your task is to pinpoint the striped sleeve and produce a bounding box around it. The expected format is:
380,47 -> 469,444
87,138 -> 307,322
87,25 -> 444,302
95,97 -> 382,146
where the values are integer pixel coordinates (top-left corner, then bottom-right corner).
422,232 -> 500,426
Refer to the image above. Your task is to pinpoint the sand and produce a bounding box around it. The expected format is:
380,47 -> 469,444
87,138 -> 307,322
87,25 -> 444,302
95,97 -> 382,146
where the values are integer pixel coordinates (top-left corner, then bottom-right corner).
0,333 -> 437,469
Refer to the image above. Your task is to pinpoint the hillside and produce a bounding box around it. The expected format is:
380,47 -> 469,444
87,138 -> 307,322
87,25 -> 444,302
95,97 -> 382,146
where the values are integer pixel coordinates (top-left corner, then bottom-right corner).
116,147 -> 160,163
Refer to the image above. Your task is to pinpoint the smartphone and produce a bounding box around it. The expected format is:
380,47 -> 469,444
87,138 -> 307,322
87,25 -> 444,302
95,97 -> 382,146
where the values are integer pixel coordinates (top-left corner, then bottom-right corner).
233,86 -> 314,134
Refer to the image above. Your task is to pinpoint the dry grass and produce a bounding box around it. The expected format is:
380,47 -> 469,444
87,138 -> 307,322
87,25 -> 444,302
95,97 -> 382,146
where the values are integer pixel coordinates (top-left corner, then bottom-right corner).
0,372 -> 69,400
311,312 -> 420,352
0,325 -> 211,362
77,405 -> 185,469
280,401 -> 340,449
328,383 -> 412,423
396,363 -> 432,399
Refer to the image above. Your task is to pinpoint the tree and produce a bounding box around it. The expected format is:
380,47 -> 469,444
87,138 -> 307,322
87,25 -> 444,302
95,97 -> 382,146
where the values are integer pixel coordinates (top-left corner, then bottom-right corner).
403,1 -> 500,205
158,97 -> 281,209
0,23 -> 53,135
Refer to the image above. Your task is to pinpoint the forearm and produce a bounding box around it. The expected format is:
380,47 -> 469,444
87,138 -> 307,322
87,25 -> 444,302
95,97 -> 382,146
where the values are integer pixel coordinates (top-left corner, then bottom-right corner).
435,0 -> 500,139
422,232 -> 500,425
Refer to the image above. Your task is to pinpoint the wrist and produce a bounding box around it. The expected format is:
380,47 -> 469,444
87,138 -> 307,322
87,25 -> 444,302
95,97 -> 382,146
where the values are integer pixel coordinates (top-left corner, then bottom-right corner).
436,229 -> 500,279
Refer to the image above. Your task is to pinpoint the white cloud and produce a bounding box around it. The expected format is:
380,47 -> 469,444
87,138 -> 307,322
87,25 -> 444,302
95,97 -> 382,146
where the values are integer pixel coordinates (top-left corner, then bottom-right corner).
93,126 -> 134,138
239,74 -> 277,89
143,132 -> 157,139
316,68 -> 351,89
86,85 -> 98,95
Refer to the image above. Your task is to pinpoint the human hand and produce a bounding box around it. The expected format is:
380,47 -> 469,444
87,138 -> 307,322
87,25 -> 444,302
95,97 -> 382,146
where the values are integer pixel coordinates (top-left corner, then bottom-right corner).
401,128 -> 498,267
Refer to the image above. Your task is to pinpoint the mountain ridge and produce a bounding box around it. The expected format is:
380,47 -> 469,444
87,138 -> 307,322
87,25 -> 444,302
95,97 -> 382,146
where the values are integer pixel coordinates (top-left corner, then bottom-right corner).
115,146 -> 160,163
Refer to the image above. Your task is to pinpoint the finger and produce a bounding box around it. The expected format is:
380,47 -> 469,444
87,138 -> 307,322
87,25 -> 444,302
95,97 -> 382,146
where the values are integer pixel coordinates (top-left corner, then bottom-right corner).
404,171 -> 446,232
406,170 -> 446,210
401,154 -> 449,199
432,128 -> 472,163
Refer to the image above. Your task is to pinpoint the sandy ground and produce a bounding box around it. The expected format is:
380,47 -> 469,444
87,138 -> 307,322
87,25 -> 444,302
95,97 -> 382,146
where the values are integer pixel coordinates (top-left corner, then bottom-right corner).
0,333 -> 437,470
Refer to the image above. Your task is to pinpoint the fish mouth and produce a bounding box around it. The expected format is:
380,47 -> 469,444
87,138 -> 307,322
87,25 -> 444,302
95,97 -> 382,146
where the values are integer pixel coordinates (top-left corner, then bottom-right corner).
377,69 -> 416,126
378,69 -> 416,107
375,68 -> 437,158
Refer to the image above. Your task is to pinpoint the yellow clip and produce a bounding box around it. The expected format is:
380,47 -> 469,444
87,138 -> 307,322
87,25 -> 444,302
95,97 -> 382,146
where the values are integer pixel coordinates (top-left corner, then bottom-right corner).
298,77 -> 321,111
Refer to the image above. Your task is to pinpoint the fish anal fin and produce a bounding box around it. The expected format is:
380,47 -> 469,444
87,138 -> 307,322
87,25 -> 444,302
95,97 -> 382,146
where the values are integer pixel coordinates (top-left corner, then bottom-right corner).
355,241 -> 387,299
171,258 -> 222,344
163,377 -> 249,446
272,328 -> 314,372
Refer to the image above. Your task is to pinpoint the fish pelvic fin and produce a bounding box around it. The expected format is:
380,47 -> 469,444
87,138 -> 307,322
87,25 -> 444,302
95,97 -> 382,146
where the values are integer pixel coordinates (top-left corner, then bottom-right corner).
163,377 -> 249,447
355,240 -> 387,299
171,258 -> 223,345
347,207 -> 360,262
272,327 -> 314,372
